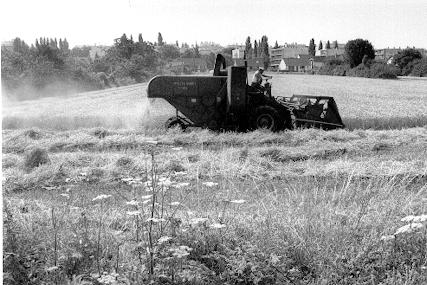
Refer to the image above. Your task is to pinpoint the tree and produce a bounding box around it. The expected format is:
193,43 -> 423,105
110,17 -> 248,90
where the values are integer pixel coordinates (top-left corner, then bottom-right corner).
245,36 -> 252,59
326,40 -> 331,49
308,38 -> 316,57
157,32 -> 164,46
333,40 -> 338,49
260,35 -> 270,69
393,48 -> 423,75
176,40 -> 179,47
138,33 -> 143,43
274,41 -> 279,48
318,41 -> 323,50
344,38 -> 375,68
158,44 -> 180,60
62,38 -> 69,52
193,43 -> 200,58
253,40 -> 258,57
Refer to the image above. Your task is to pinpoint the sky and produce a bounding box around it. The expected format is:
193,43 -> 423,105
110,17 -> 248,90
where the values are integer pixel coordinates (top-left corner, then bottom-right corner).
1,0 -> 426,49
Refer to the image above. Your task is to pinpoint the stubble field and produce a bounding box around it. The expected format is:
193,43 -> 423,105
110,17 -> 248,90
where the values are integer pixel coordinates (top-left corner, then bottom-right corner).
2,74 -> 427,284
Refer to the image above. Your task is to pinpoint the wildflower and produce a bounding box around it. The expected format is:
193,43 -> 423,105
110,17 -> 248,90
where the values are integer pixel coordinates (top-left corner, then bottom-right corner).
401,215 -> 416,222
141,195 -> 152,200
121,177 -> 134,183
146,140 -> 158,145
170,245 -> 192,258
202,182 -> 218,187
46,266 -> 59,272
380,235 -> 395,241
92,194 -> 112,202
270,253 -> 280,265
174,182 -> 190,188
158,177 -> 173,187
171,147 -> 183,151
60,193 -> 70,198
146,217 -> 166,223
158,236 -> 172,244
126,211 -> 141,216
209,223 -> 226,229
395,223 -> 424,235
169,202 -> 180,206
189,217 -> 208,225
229,199 -> 246,204
412,214 -> 427,223
173,171 -> 187,176
72,252 -> 83,259
126,200 -> 139,206
113,230 -> 124,236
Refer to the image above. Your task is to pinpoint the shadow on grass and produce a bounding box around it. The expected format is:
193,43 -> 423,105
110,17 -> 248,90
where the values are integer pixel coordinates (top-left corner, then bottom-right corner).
2,114 -> 169,130
343,115 -> 427,130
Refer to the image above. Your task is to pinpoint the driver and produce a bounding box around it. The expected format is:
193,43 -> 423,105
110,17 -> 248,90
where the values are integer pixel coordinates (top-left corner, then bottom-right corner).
251,66 -> 272,92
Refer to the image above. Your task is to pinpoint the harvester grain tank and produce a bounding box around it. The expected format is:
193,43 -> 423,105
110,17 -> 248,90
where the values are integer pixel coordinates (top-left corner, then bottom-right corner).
147,54 -> 344,131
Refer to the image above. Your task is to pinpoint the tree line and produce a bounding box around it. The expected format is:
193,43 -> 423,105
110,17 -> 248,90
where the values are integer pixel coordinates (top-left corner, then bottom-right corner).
244,35 -> 270,69
1,33 -> 226,100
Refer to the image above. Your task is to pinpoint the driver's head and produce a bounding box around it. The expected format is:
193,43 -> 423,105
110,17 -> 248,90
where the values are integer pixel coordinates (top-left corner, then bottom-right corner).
258,67 -> 264,73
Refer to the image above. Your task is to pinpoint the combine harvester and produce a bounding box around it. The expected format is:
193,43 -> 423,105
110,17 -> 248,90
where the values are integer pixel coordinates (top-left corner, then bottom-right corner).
147,54 -> 344,131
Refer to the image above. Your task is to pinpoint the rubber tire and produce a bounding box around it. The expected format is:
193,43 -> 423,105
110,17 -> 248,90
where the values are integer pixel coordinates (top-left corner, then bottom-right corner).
252,106 -> 281,131
165,119 -> 185,131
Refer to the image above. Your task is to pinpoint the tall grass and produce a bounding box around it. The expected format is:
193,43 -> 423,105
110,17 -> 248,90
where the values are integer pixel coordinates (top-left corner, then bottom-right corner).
3,126 -> 427,283
3,153 -> 427,284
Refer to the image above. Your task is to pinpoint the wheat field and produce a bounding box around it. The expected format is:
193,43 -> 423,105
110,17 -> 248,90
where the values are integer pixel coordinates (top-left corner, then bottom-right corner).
3,74 -> 427,130
2,75 -> 427,284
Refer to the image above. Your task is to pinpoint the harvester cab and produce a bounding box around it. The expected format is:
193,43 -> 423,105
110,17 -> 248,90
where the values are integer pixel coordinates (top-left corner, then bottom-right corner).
147,54 -> 345,131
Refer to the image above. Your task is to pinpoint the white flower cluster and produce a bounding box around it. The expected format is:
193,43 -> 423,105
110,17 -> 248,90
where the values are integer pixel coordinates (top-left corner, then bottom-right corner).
170,245 -> 192,258
92,194 -> 112,202
381,214 -> 427,241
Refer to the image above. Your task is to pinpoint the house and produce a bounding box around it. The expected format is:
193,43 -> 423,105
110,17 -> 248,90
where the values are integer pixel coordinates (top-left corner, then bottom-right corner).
199,42 -> 223,55
375,48 -> 401,62
233,57 -> 264,70
270,44 -> 309,69
315,48 -> 345,57
169,58 -> 208,73
232,48 -> 245,59
278,58 -> 310,72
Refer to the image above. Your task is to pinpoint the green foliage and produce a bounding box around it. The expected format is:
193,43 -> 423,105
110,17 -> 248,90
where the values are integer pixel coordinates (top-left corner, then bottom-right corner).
318,59 -> 349,76
245,36 -> 252,59
158,44 -> 180,60
24,147 -> 50,169
260,35 -> 270,69
318,40 -> 323,50
308,38 -> 316,57
369,62 -> 399,79
411,58 -> 427,77
344,38 -> 375,68
157,32 -> 164,46
326,40 -> 331,49
393,48 -> 423,75
253,40 -> 258,57
333,40 -> 338,49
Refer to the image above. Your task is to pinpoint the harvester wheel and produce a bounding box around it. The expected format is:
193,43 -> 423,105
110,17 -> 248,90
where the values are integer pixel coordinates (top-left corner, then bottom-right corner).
165,119 -> 186,131
253,106 -> 281,131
